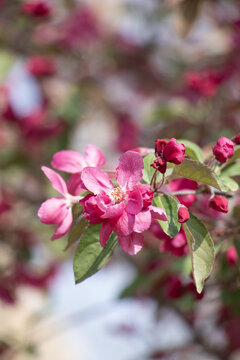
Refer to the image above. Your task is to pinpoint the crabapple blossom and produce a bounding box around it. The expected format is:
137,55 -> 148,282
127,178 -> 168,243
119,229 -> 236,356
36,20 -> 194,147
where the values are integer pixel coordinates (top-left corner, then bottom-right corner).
80,151 -> 168,255
51,144 -> 105,174
38,167 -> 83,240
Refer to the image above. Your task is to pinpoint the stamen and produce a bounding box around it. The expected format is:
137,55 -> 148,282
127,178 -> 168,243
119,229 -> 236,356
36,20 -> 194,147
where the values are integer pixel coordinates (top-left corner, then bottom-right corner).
111,187 -> 125,204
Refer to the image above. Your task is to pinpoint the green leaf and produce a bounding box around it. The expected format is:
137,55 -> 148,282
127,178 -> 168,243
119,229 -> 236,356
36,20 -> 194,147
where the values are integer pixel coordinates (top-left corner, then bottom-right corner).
184,214 -> 215,293
173,158 -> 228,192
221,162 -> 240,178
72,203 -> 83,220
65,217 -> 89,250
220,176 -> 239,192
142,154 -> 162,184
177,139 -> 204,162
153,195 -> 181,238
74,224 -> 118,284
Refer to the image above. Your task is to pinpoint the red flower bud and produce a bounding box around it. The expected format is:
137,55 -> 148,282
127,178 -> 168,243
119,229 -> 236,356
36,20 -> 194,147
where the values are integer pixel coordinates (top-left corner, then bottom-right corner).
212,137 -> 235,163
226,246 -> 238,266
22,1 -> 51,18
163,138 -> 185,165
209,195 -> 228,213
151,157 -> 167,174
178,206 -> 190,223
26,56 -> 56,77
165,276 -> 184,299
155,139 -> 167,156
233,133 -> 240,145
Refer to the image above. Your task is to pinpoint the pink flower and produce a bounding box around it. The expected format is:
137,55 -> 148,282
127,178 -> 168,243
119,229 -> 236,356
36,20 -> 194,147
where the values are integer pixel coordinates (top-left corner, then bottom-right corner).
51,144 -> 105,174
38,167 -> 83,240
22,1 -> 51,17
213,137 -> 235,163
81,151 -> 168,255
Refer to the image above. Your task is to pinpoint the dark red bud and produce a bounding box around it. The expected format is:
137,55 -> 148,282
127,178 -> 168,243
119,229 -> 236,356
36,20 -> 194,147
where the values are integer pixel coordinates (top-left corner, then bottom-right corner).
233,133 -> 240,145
212,137 -> 235,163
209,195 -> 228,213
155,139 -> 167,156
178,206 -> 190,223
151,157 -> 167,174
163,138 -> 185,165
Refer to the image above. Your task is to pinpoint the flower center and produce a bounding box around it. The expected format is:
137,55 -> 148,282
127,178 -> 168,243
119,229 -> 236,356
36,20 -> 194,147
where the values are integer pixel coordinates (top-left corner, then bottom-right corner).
111,187 -> 125,204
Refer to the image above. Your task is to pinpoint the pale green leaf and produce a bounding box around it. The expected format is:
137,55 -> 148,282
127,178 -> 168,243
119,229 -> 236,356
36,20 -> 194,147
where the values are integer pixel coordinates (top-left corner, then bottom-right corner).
153,195 -> 181,238
221,162 -> 240,178
142,154 -> 162,184
184,214 -> 215,293
178,139 -> 204,162
74,224 -> 118,284
173,158 -> 228,192
220,176 -> 239,192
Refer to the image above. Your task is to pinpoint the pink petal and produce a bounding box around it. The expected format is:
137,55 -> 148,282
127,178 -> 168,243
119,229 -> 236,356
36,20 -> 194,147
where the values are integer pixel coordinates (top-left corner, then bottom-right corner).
98,195 -> 125,219
118,232 -> 143,255
133,209 -> 152,232
67,174 -> 84,196
100,221 -> 113,247
51,208 -> 73,240
42,166 -> 68,195
38,197 -> 67,224
150,205 -> 168,221
51,150 -> 86,173
113,210 -> 134,236
126,188 -> 143,215
81,167 -> 114,195
116,151 -> 144,191
84,144 -> 106,168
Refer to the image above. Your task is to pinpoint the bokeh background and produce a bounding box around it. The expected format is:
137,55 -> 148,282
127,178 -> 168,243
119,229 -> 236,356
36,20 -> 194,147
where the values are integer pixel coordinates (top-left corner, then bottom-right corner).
0,0 -> 240,359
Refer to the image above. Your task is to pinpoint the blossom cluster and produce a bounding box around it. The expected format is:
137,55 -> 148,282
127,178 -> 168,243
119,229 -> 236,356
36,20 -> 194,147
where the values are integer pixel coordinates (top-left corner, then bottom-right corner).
38,145 -> 169,254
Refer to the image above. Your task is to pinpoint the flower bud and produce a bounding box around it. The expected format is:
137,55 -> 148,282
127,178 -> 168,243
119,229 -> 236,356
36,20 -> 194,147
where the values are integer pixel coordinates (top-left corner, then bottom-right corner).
177,205 -> 190,223
233,133 -> 240,145
155,139 -> 167,156
226,246 -> 238,266
151,157 -> 167,174
209,195 -> 228,213
22,1 -> 51,17
26,56 -> 56,77
163,138 -> 185,165
212,137 -> 235,163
